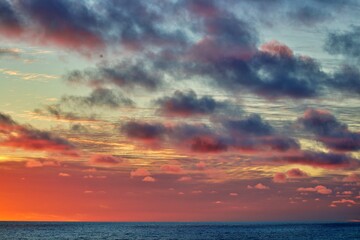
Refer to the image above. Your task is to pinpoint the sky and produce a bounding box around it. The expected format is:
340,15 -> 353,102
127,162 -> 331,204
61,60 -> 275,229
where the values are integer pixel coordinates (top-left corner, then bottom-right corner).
0,0 -> 359,222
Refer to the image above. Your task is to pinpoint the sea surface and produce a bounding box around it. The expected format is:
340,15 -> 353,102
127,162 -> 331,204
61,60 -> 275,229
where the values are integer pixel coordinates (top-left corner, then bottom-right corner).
0,222 -> 359,240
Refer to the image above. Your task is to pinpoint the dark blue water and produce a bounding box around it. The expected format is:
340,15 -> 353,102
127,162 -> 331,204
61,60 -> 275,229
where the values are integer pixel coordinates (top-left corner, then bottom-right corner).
0,222 -> 359,240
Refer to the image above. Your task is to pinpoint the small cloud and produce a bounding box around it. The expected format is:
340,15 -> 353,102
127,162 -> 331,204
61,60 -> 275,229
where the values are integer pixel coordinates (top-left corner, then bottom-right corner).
196,161 -> 206,170
273,172 -> 287,183
59,172 -> 70,177
130,168 -> 150,177
297,185 -> 332,195
161,164 -> 183,173
229,192 -> 238,196
142,176 -> 156,182
331,199 -> 356,206
248,183 -> 270,190
177,176 -> 192,182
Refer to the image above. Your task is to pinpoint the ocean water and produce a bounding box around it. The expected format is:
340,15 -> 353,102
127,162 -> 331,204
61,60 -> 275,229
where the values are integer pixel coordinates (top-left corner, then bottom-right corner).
0,222 -> 359,240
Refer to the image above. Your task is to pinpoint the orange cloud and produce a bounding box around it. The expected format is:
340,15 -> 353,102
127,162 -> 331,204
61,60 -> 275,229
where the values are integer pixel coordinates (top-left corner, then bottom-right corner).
297,185 -> 332,195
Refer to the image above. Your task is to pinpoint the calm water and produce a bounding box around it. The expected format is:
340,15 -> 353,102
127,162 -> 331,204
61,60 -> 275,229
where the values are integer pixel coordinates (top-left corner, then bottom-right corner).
0,222 -> 359,240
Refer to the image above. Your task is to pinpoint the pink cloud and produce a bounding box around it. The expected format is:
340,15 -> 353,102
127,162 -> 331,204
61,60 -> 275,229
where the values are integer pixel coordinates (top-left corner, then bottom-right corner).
161,164 -> 183,173
273,172 -> 287,183
130,168 -> 150,177
248,183 -> 270,190
260,40 -> 294,57
142,176 -> 156,182
273,168 -> 309,183
297,185 -> 332,195
331,199 -> 356,205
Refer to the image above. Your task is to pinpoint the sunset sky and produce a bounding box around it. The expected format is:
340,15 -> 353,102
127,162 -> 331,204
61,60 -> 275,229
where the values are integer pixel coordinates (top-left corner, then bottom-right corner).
0,0 -> 359,222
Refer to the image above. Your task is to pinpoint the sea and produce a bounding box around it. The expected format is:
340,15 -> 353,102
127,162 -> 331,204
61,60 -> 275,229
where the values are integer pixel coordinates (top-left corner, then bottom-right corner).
0,222 -> 359,240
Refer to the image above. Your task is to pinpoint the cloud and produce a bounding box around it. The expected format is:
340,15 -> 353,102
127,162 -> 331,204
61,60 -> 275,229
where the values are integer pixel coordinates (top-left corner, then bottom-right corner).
247,183 -> 270,190
331,199 -> 356,206
190,136 -> 228,153
298,109 -> 360,151
155,90 -> 222,117
58,172 -> 70,177
121,121 -> 167,142
89,154 -> 123,166
61,88 -> 134,109
223,114 -> 299,152
281,151 -> 359,170
297,185 -> 332,195
130,168 -> 150,177
0,112 -> 77,155
187,12 -> 258,62
65,60 -> 162,91
325,26 -> 360,63
329,65 -> 360,95
273,168 -> 308,183
183,39 -> 326,99
287,5 -> 330,27
160,164 -> 183,173
26,159 -> 59,168
260,40 -> 293,57
177,176 -> 192,182
273,172 -> 287,183
34,104 -> 99,123
343,173 -> 360,183
0,47 -> 20,57
196,161 -> 206,170
286,168 -> 309,178
142,176 -> 156,182
0,0 -> 187,54
120,113 -> 299,154
222,113 -> 273,136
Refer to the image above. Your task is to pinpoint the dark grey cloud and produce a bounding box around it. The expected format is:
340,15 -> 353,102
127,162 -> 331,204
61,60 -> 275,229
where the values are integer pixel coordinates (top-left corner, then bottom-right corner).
325,26 -> 360,63
222,114 -> 273,136
298,109 -> 360,151
62,88 -> 134,109
121,121 -> 167,141
179,39 -> 327,99
329,65 -> 360,95
120,113 -> 299,153
0,0 -> 188,53
155,90 -> 225,117
281,151 -> 360,170
287,5 -> 330,27
65,60 -> 162,91
34,104 -> 99,123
